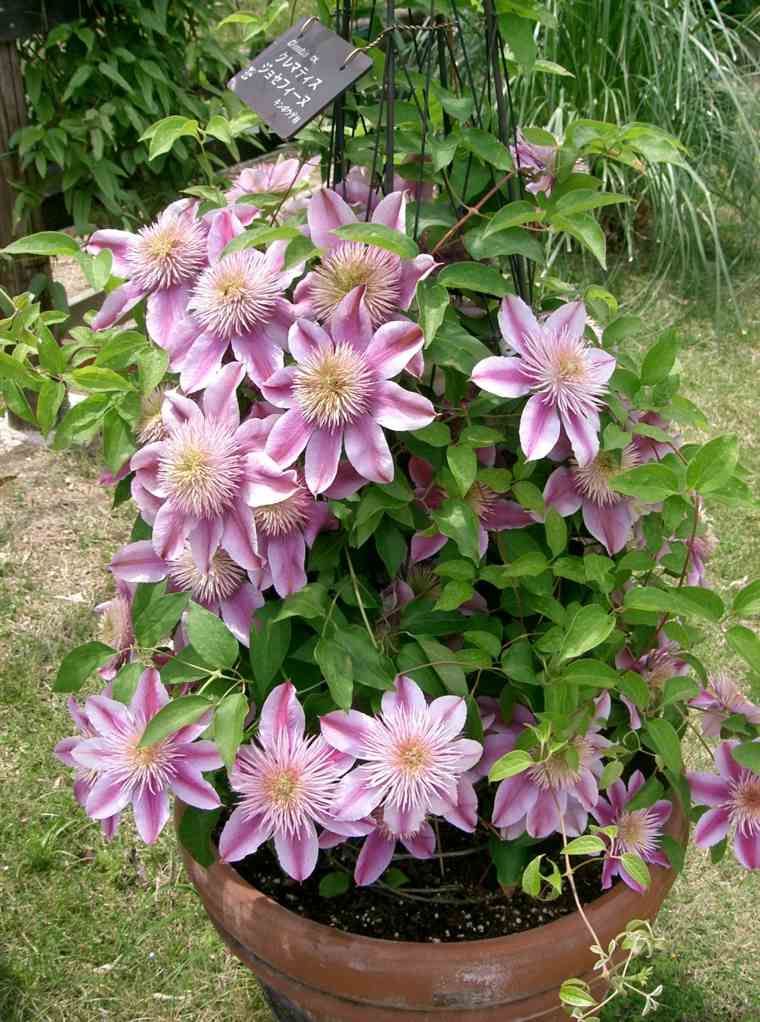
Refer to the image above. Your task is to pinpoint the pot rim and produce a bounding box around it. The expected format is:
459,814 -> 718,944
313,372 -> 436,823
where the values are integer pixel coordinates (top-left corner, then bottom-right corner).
176,797 -> 688,953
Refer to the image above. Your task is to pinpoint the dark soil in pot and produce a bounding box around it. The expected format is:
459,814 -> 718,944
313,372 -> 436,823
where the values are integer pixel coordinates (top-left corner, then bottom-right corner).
227,819 -> 613,943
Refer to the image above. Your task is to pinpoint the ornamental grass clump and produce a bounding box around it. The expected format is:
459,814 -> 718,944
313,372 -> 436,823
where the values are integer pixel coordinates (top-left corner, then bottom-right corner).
3,91 -> 760,1021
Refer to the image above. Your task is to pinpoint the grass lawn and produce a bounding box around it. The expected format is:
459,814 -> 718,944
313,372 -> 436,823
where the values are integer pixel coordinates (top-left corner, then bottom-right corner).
1,271 -> 759,1022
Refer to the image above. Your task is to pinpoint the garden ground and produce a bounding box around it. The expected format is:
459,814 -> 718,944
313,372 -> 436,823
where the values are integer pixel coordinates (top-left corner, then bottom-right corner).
1,271 -> 759,1022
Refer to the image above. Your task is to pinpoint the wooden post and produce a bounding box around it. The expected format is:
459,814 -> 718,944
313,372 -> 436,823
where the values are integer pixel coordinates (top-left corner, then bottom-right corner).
0,39 -> 49,296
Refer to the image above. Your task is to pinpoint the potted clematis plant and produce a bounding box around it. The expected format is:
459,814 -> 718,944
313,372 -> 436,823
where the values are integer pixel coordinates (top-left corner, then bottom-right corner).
3,100 -> 760,1022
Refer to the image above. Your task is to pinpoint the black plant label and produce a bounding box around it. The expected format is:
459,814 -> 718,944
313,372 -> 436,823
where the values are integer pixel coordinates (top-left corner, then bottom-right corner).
228,16 -> 374,140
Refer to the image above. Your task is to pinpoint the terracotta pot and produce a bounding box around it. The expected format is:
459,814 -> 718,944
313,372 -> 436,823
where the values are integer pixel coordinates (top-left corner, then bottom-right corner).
177,802 -> 687,1022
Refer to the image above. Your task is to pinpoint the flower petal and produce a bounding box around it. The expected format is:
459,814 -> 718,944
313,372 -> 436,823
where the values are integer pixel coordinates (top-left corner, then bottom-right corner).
374,381 -> 435,431
544,300 -> 586,343
304,428 -> 342,495
333,767 -> 384,820
734,829 -> 760,870
87,775 -> 133,820
110,541 -> 167,583
520,394 -> 561,462
152,502 -> 194,560
364,321 -> 425,379
397,254 -> 437,309
220,583 -> 264,646
344,417 -> 394,484
409,531 -> 448,565
687,770 -> 731,807
562,407 -> 601,467
427,694 -> 467,736
308,187 -> 356,250
472,356 -> 532,398
498,294 -> 541,357
261,366 -> 298,410
320,710 -> 375,757
381,674 -> 427,716
231,329 -> 284,387
147,285 -> 191,348
178,739 -> 224,772
86,229 -> 135,277
84,695 -> 131,736
267,531 -> 307,598
218,807 -> 271,862
354,829 -> 395,886
91,281 -> 145,331
371,190 -> 407,232
170,763 -> 221,810
189,517 -> 224,574
330,285 -> 373,351
206,207 -> 244,262
201,361 -> 245,427
260,682 -> 305,745
275,822 -> 319,881
544,466 -> 583,516
693,806 -> 731,848
582,499 -> 634,555
264,409 -> 315,467
131,668 -> 170,722
401,821 -> 437,859
482,499 -> 535,531
221,503 -> 260,571
288,318 -> 332,362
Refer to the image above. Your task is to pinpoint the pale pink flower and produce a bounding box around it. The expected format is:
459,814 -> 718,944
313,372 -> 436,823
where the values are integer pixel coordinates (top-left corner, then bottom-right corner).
262,289 -> 435,494
615,638 -> 689,730
95,577 -> 135,680
336,165 -> 435,218
69,669 -> 222,844
109,540 -> 263,646
510,131 -> 558,196
226,155 -> 321,217
689,672 -> 760,738
471,296 -> 616,466
295,187 -> 436,327
218,683 -> 353,880
491,697 -> 611,839
320,806 -> 437,887
542,443 -> 641,555
54,692 -> 121,840
130,362 -> 300,573
591,770 -> 672,892
407,455 -> 533,563
688,740 -> 760,870
88,199 -> 208,343
320,674 -> 482,836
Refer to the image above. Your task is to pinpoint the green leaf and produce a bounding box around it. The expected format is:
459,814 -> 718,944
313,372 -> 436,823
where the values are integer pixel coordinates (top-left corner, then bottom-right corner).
489,836 -> 530,887
437,262 -> 510,296
641,329 -> 680,386
314,638 -> 354,710
434,580 -> 474,612
178,805 -> 221,868
416,636 -> 467,696
603,315 -> 643,346
609,463 -> 681,502
319,871 -> 350,897
731,742 -> 760,773
54,641 -> 115,692
102,408 -> 135,475
564,835 -> 606,855
374,520 -> 407,580
275,583 -> 330,622
725,625 -> 760,674
559,659 -> 619,688
36,380 -> 65,435
432,499 -> 481,563
733,580 -> 760,618
620,852 -> 651,889
559,980 -> 596,1009
416,279 -> 449,346
137,346 -> 169,395
662,675 -> 700,706
138,695 -> 213,748
145,116 -> 199,161
0,352 -> 42,390
331,222 -> 418,260
484,199 -> 542,237
501,639 -> 536,684
544,508 -> 567,557
559,605 -> 615,661
129,579 -> 186,647
550,212 -> 606,268
426,317 -> 492,375
69,367 -> 135,393
623,586 -> 724,623
186,603 -> 239,669
501,11 -> 537,65
489,749 -> 534,782
2,231 -> 79,257
644,719 -> 682,773
459,127 -> 513,171
553,190 -> 631,217
111,662 -> 143,704
447,445 -> 478,498
411,421 -> 451,447
481,552 -> 549,585
54,393 -> 110,447
214,692 -> 248,770
249,610 -> 291,691
685,435 -> 739,494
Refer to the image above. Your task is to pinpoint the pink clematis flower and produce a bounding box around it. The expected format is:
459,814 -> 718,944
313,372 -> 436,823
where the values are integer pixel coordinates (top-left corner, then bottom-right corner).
320,806 -> 437,887
87,200 -> 207,342
615,638 -> 689,730
262,288 -> 435,494
688,740 -> 760,870
226,155 -> 321,218
471,296 -> 616,466
336,165 -> 435,218
542,443 -> 641,555
591,770 -> 672,892
130,362 -> 300,572
491,698 -> 611,840
54,692 -> 121,840
218,683 -> 354,880
96,577 -> 135,679
109,540 -> 264,645
295,187 -> 436,327
688,672 -> 760,738
69,669 -> 222,844
407,455 -> 534,564
168,221 -> 305,391
320,674 -> 483,836
510,131 -> 558,196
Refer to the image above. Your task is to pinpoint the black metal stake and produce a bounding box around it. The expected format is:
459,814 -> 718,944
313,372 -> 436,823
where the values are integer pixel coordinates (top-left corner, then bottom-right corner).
384,0 -> 396,194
